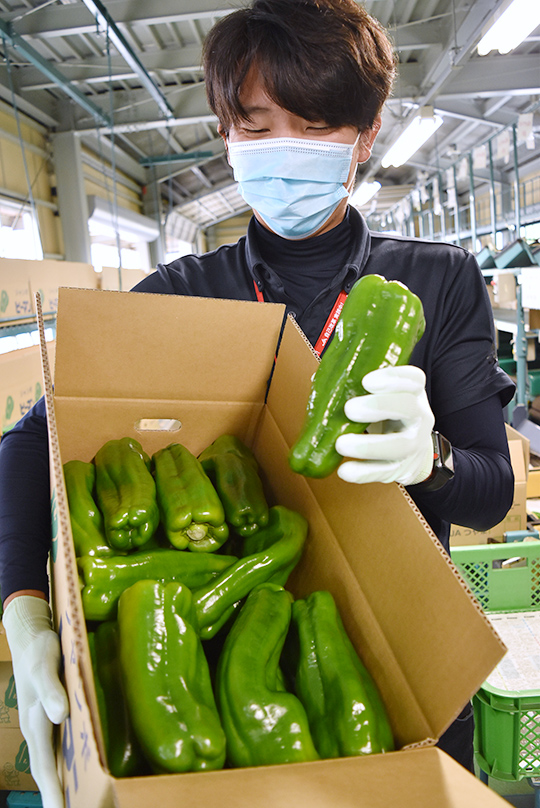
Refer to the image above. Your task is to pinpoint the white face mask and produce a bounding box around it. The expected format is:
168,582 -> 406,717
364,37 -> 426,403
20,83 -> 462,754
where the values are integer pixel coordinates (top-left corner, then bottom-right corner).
227,136 -> 359,239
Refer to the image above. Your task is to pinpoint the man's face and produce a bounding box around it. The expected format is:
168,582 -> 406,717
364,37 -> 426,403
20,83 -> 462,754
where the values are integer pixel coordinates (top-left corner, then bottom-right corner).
218,67 -> 380,238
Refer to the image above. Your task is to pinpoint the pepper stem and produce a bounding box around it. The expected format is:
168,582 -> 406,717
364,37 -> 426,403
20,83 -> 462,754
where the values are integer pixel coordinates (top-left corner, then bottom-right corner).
186,524 -> 208,541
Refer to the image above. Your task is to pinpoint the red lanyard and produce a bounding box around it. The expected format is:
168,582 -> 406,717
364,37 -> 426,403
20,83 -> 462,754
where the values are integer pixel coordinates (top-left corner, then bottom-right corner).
253,280 -> 347,358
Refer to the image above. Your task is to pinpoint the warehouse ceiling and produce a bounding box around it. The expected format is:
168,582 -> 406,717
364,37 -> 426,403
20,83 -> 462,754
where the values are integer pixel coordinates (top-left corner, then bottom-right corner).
0,0 -> 539,233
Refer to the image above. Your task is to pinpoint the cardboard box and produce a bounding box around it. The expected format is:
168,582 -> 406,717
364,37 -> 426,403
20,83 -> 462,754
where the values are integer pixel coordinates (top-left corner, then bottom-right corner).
0,662 -> 18,728
0,623 -> 11,663
0,258 -> 98,324
0,259 -> 33,322
0,728 -> 37,791
26,259 -> 98,315
490,272 -> 516,309
0,344 -> 54,434
99,266 -> 148,291
528,467 -> 540,498
41,288 -> 507,808
450,424 -> 529,546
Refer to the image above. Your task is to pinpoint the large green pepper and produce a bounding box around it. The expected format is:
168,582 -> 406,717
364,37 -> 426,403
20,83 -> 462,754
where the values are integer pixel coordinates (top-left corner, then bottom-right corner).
63,459 -> 112,558
78,547 -> 238,621
216,582 -> 319,767
289,274 -> 425,478
88,622 -> 145,778
153,443 -> 228,552
199,435 -> 269,536
117,580 -> 226,773
192,505 -> 308,639
94,437 -> 159,551
286,590 -> 394,758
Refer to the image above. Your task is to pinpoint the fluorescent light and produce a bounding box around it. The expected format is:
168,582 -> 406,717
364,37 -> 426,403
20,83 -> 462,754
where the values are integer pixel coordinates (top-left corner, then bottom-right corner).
381,108 -> 443,169
477,0 -> 540,55
350,181 -> 381,207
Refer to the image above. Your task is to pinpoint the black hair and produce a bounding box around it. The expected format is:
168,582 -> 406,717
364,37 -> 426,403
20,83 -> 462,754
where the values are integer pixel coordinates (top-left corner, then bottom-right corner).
203,0 -> 396,134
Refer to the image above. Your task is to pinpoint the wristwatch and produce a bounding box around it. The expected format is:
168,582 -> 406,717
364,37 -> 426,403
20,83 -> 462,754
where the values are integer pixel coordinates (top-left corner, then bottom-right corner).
411,431 -> 454,493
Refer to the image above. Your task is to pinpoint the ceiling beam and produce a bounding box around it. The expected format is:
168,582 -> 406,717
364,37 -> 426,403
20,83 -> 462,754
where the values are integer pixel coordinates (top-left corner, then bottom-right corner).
435,55 -> 540,98
9,0 -> 233,39
75,81 -> 216,133
0,66 -> 58,127
0,17 -> 112,126
79,0 -> 174,119
15,46 -> 202,90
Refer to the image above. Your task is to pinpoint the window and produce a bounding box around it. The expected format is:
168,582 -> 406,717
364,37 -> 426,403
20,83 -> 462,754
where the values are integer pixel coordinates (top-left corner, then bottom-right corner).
0,197 -> 43,260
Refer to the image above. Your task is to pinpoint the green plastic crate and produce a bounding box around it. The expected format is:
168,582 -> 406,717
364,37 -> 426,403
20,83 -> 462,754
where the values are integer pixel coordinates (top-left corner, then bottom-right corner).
529,369 -> 540,397
498,357 -> 517,375
451,541 -> 540,781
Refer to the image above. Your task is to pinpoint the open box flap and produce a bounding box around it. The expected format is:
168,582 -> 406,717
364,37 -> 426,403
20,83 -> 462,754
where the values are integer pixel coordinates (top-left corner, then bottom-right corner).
54,288 -> 285,403
266,314 -> 506,740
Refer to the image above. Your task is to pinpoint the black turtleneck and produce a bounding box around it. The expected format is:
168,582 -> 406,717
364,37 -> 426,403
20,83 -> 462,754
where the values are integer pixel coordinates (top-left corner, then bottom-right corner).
252,211 -> 353,316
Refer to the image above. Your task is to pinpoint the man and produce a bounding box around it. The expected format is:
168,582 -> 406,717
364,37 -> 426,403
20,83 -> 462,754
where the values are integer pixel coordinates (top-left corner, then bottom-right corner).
0,1 -> 514,805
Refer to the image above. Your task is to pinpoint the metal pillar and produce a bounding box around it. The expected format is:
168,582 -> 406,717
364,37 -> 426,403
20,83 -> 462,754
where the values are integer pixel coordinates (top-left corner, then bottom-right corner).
142,172 -> 166,268
453,164 -> 461,246
52,132 -> 91,263
512,123 -> 522,238
488,139 -> 497,244
468,152 -> 478,251
438,172 -> 446,240
427,182 -> 435,240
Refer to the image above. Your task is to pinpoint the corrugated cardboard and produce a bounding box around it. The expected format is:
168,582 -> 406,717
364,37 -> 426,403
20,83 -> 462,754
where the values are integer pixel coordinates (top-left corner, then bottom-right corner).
0,728 -> 37,791
26,259 -> 98,315
528,468 -> 540,498
39,288 -> 507,808
450,424 -> 529,546
0,258 -> 98,325
0,260 -> 32,322
0,662 -> 18,728
0,623 -> 11,662
98,266 -> 148,291
0,343 -> 54,435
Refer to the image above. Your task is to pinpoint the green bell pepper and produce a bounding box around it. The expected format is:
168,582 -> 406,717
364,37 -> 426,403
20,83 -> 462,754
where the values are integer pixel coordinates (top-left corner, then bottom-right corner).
286,590 -> 394,758
289,274 -> 425,478
94,437 -> 159,551
199,435 -> 269,536
153,442 -> 228,552
192,505 -> 308,639
78,546 -> 238,621
63,459 -> 112,558
216,582 -> 319,767
117,580 -> 226,773
88,621 -> 145,778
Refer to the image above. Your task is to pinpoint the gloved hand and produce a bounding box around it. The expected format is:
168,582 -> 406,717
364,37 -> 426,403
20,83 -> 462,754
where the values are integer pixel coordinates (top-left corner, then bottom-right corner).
335,365 -> 435,486
3,595 -> 69,808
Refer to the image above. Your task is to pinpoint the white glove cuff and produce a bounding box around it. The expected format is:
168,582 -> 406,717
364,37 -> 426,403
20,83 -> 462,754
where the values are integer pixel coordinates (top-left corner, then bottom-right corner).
3,596 -> 53,657
407,443 -> 435,486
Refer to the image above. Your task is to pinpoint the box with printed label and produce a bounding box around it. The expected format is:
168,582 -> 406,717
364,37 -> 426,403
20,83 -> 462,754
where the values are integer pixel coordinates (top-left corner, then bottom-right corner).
0,342 -> 55,435
0,259 -> 33,322
0,727 -> 37,791
26,259 -> 98,315
0,662 -> 18,728
41,288 -> 508,808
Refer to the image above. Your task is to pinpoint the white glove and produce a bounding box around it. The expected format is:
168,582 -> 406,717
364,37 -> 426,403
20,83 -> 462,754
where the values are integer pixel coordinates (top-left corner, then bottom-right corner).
335,365 -> 435,486
3,595 -> 69,808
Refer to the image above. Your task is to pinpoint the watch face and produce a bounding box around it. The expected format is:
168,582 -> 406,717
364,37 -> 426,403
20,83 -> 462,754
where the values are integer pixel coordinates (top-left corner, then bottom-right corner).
435,432 -> 454,474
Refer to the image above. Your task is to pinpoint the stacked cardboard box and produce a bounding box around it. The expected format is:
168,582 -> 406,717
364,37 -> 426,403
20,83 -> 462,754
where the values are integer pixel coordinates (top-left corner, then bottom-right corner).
0,623 -> 37,791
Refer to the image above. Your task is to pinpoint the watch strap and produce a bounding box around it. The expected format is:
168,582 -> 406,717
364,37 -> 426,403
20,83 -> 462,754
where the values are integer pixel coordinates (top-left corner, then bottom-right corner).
409,431 -> 454,493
